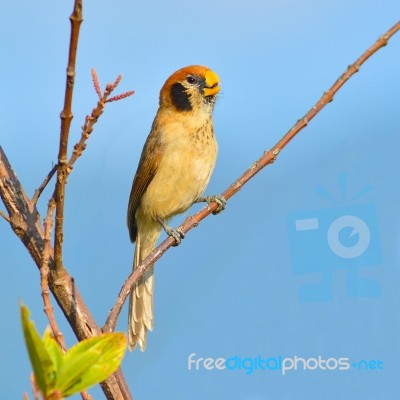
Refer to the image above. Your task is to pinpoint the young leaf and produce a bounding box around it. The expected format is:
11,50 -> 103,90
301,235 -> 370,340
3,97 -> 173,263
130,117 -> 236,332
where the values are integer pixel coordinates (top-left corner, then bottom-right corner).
20,304 -> 57,396
43,328 -> 64,372
55,346 -> 100,394
56,333 -> 127,396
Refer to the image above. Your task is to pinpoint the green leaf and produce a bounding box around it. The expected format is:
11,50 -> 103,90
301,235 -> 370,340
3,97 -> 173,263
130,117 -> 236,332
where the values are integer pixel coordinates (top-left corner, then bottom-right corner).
56,333 -> 127,396
43,328 -> 64,372
20,304 -> 57,396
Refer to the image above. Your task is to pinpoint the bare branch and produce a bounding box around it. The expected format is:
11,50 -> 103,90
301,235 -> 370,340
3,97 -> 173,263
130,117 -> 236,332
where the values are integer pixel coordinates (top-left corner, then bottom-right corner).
40,198 -> 67,351
32,165 -> 57,205
103,20 -> 400,333
54,0 -> 83,277
58,0 -> 83,165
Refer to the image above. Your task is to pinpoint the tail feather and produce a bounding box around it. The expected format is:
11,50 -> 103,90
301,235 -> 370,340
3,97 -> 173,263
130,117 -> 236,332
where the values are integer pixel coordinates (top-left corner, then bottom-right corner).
128,224 -> 160,351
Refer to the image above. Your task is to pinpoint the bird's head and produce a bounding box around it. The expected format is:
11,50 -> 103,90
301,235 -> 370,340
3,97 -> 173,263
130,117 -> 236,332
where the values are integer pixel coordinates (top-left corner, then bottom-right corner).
159,65 -> 220,113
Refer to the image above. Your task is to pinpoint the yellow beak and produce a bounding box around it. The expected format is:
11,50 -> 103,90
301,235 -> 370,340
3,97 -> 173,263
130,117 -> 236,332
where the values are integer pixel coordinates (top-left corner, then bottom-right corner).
203,70 -> 220,96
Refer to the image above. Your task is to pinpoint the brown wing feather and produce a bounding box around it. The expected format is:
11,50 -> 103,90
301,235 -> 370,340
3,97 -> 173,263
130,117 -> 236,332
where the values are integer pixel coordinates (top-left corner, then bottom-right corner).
127,124 -> 163,242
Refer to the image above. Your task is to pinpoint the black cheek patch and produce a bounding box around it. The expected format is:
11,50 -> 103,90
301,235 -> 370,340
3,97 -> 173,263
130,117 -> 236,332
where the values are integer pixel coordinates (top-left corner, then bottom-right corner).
170,83 -> 192,111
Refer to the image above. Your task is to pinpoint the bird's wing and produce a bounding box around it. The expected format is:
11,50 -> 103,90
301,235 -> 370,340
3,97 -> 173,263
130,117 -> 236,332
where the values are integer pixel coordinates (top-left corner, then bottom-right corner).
127,129 -> 163,242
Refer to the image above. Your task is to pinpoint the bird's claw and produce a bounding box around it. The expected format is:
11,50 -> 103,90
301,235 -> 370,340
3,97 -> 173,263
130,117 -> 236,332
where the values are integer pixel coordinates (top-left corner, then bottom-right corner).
166,227 -> 185,246
197,195 -> 226,215
157,217 -> 185,245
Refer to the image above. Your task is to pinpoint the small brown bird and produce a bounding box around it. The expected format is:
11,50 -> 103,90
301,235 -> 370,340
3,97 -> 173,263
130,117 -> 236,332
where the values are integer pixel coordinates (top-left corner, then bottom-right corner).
127,65 -> 223,351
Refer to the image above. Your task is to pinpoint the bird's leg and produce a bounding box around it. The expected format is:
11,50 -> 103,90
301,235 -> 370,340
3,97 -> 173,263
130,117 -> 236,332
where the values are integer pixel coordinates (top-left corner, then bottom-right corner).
156,217 -> 185,245
196,195 -> 227,215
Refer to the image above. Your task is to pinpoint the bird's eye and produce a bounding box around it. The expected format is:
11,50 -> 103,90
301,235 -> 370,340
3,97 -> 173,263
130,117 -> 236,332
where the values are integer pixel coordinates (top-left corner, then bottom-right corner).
186,76 -> 196,84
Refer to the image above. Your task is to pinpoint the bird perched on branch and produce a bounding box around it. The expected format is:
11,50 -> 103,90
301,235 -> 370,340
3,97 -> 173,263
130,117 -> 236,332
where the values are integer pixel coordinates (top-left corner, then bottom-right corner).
127,65 -> 225,351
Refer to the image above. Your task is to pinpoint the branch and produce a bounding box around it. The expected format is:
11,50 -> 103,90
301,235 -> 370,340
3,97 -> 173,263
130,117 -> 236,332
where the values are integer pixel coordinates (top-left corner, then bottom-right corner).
0,147 -> 131,400
58,0 -> 83,165
40,198 -> 67,351
54,0 -> 83,277
32,165 -> 57,205
103,20 -> 400,332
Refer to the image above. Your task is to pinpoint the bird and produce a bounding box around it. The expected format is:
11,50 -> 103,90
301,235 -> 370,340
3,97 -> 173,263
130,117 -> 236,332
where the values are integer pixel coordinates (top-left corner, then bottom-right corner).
127,65 -> 225,351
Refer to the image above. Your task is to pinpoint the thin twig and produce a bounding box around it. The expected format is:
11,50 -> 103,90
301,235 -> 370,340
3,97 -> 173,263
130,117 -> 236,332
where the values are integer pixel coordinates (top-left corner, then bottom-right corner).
54,0 -> 83,276
32,165 -> 57,205
67,70 -> 134,171
41,200 -> 92,400
103,20 -> 400,333
41,198 -> 67,351
0,209 -> 10,222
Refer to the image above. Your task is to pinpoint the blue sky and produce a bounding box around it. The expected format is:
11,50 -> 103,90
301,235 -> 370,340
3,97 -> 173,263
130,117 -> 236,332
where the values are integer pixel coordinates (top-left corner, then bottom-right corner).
1,1 -> 400,399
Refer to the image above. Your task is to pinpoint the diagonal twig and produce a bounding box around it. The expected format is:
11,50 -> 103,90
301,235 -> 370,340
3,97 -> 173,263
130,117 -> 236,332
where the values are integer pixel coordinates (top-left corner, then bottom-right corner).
103,20 -> 400,333
40,198 -> 67,351
32,165 -> 57,205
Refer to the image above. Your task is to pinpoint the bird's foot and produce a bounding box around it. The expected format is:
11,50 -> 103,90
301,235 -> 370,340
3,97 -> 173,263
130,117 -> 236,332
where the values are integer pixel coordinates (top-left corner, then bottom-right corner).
166,227 -> 185,246
196,195 -> 226,215
157,217 -> 185,246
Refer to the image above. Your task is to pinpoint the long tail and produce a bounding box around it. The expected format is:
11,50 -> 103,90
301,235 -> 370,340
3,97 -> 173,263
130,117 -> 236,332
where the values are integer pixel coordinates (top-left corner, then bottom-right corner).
128,222 -> 161,351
